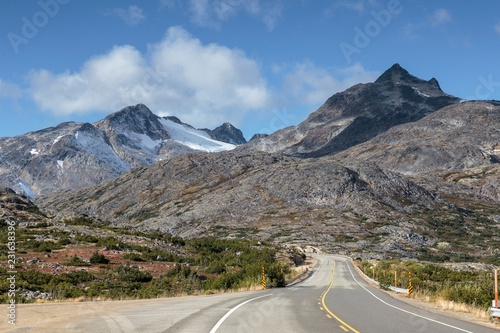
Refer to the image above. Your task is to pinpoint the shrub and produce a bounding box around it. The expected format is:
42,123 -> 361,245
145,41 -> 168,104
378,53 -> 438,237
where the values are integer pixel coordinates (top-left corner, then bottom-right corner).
114,266 -> 152,282
89,251 -> 109,264
64,255 -> 90,266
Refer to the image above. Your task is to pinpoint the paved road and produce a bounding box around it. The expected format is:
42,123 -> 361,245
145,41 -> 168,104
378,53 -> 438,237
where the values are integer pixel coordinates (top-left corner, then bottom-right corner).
6,255 -> 498,332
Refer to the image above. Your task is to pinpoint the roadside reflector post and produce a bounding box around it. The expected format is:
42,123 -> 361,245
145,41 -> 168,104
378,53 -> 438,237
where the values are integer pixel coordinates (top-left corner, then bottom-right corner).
395,271 -> 397,288
495,269 -> 498,308
372,267 -> 375,280
408,271 -> 413,297
262,266 -> 266,290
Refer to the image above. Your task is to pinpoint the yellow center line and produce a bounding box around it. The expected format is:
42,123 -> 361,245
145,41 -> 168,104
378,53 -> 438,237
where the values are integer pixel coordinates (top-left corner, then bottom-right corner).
321,259 -> 360,333
340,325 -> 349,332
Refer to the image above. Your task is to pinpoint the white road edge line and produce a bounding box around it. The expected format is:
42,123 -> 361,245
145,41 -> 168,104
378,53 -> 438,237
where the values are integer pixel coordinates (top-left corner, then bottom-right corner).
211,257 -> 324,332
288,258 -> 324,289
340,257 -> 474,333
209,294 -> 272,333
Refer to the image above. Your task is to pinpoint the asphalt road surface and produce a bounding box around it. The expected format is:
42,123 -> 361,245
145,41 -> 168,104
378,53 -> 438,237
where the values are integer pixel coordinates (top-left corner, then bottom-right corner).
5,255 -> 498,332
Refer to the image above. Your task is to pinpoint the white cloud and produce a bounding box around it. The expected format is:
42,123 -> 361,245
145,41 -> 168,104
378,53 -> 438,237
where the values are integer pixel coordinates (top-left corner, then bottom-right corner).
403,8 -> 452,39
495,22 -> 500,37
28,26 -> 270,129
188,0 -> 282,31
0,80 -> 22,99
159,0 -> 177,9
106,5 -> 146,26
428,8 -> 451,27
281,62 -> 380,106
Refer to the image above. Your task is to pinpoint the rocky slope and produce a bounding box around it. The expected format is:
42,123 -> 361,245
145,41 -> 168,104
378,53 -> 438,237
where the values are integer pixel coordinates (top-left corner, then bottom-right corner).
35,150 -> 453,255
0,104 -> 242,197
335,101 -> 500,203
238,64 -> 460,157
0,188 -> 46,221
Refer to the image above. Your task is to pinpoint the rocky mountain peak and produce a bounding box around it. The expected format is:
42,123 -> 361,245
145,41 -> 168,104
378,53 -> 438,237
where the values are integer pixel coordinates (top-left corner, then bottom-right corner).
77,122 -> 96,133
164,116 -> 183,124
239,63 -> 460,157
249,133 -> 269,142
0,103 -> 241,197
99,104 -> 160,134
428,77 -> 442,91
204,122 -> 247,145
375,63 -> 418,84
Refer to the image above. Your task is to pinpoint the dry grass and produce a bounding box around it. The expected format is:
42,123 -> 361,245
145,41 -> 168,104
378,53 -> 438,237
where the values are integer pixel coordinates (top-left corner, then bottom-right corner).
411,289 -> 490,321
352,260 -> 497,328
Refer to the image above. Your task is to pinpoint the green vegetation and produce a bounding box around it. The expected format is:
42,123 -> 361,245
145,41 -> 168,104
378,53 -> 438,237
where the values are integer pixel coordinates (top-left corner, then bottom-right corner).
89,251 -> 109,264
0,227 -> 290,303
360,260 -> 496,310
64,255 -> 90,266
114,266 -> 152,282
185,237 -> 289,290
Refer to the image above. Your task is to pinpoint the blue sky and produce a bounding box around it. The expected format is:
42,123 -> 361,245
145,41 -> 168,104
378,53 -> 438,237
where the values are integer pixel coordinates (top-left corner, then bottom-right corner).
1,0 -> 499,141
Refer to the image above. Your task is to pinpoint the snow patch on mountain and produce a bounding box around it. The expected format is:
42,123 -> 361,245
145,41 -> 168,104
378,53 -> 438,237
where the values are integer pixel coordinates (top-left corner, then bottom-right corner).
139,134 -> 163,150
75,130 -> 130,173
53,135 -> 63,144
57,160 -> 64,169
159,118 -> 235,152
18,179 -> 36,198
412,87 -> 430,98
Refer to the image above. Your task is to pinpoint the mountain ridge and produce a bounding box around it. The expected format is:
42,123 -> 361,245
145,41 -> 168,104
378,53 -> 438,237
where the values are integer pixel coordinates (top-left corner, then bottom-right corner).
0,104 -> 243,197
238,63 -> 461,157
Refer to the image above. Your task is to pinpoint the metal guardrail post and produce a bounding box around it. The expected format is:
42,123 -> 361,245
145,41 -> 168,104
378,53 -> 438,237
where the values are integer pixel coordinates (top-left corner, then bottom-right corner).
490,301 -> 500,318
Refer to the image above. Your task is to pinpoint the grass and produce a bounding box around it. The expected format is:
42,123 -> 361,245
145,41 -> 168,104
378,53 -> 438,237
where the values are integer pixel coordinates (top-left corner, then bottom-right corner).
359,259 -> 497,311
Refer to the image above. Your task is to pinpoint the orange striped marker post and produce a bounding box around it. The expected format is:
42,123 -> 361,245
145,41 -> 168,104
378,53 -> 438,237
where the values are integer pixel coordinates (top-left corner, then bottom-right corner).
395,271 -> 397,288
262,266 -> 266,290
495,269 -> 498,308
495,270 -> 498,322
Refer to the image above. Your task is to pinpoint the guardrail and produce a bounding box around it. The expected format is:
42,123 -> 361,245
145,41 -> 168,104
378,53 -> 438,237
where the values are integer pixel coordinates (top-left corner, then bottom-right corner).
490,300 -> 500,318
355,265 -> 409,294
286,267 -> 310,285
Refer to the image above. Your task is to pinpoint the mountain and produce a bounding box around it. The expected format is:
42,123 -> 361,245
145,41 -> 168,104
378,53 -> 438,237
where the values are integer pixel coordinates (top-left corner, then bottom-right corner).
0,104 -> 241,197
0,188 -> 46,221
249,133 -> 269,142
335,100 -> 500,202
201,122 -> 247,145
239,63 -> 461,157
31,65 -> 500,260
35,150 -> 448,256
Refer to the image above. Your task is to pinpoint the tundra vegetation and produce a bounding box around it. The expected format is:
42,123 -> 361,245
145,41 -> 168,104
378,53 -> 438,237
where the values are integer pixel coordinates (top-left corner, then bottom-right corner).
0,218 -> 291,303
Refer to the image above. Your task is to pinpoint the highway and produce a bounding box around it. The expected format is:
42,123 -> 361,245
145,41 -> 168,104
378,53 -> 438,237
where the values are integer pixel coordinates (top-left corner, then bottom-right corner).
5,255 -> 498,332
